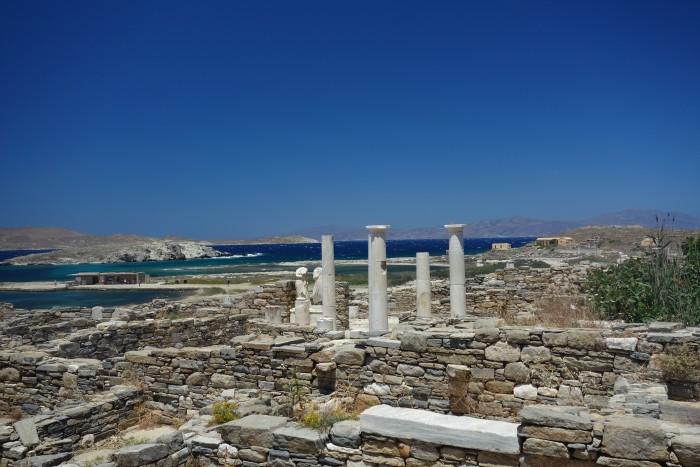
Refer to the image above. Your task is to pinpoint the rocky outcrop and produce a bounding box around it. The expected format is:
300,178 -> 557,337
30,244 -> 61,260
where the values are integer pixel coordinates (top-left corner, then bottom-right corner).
104,241 -> 225,263
2,241 -> 227,265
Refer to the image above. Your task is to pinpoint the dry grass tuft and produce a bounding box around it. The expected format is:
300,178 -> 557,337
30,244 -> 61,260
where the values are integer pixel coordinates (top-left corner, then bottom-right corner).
531,295 -> 605,328
9,407 -> 23,421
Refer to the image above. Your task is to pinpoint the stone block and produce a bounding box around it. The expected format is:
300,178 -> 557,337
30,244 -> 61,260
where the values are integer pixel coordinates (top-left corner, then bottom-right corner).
335,345 -> 366,366
485,380 -> 515,394
113,443 -> 169,467
596,457 -> 664,467
219,414 -> 288,448
360,405 -> 519,454
660,400 -> 700,425
605,337 -> 638,351
602,416 -> 669,461
273,425 -> 327,453
189,435 -> 222,450
519,405 -> 592,431
14,418 -> 40,447
514,384 -> 538,400
355,394 -> 380,412
477,450 -> 520,467
397,364 -> 424,377
567,330 -> 605,350
671,434 -> 700,467
518,425 -> 592,443
475,327 -> 501,344
521,346 -> 551,364
648,321 -> 684,332
367,337 -> 401,349
330,420 -> 361,449
185,372 -> 207,386
485,341 -> 521,362
504,362 -> 530,383
400,331 -> 429,353
542,332 -> 567,347
14,452 -> 72,467
471,367 -> 495,381
522,438 -> 569,458
210,373 -> 236,389
505,329 -> 531,345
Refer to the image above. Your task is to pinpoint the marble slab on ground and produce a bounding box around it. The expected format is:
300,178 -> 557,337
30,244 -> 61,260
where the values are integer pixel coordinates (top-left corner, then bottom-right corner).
360,404 -> 520,455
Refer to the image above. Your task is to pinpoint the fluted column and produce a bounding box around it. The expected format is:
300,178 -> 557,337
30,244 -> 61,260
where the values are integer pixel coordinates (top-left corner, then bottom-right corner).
321,234 -> 336,330
445,224 -> 467,317
367,225 -> 389,335
416,252 -> 431,318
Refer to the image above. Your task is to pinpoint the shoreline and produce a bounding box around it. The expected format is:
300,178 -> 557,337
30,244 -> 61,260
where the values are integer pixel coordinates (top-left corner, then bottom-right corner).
0,281 -> 254,293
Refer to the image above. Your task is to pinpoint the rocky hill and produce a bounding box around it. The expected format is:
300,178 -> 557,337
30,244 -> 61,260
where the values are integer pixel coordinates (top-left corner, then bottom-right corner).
2,241 -> 226,265
0,227 -> 165,250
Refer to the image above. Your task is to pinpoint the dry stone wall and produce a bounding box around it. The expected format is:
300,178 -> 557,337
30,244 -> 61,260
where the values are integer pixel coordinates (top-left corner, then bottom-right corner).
0,386 -> 143,465
0,352 -> 104,415
335,323 -> 700,419
374,265 -> 590,316
54,314 -> 248,360
101,338 -> 339,413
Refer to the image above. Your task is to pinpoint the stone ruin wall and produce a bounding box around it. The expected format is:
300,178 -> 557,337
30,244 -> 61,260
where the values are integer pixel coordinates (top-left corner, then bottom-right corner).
356,264 -> 590,317
34,322 -> 695,422
3,321 -> 699,466
3,272 -> 700,466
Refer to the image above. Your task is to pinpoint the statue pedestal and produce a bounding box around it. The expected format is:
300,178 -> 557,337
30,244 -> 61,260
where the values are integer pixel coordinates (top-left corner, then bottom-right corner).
295,299 -> 310,325
316,317 -> 334,332
264,305 -> 283,323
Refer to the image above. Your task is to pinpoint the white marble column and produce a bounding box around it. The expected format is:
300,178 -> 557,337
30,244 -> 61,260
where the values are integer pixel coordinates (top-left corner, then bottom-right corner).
416,252 -> 431,318
321,234 -> 337,330
445,224 -> 467,317
367,225 -> 389,335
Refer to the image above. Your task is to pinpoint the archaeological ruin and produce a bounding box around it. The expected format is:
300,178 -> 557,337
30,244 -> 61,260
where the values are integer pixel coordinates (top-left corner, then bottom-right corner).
1,226 -> 699,467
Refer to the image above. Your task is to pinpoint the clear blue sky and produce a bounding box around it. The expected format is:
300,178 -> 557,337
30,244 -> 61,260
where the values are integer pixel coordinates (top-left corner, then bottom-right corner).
1,1 -> 699,239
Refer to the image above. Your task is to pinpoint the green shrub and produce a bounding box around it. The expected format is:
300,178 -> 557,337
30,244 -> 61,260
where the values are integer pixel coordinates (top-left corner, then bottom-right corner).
586,220 -> 700,325
210,401 -> 239,425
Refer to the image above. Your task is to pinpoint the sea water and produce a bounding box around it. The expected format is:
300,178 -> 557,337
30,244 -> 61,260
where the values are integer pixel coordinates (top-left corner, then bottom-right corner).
0,237 -> 533,309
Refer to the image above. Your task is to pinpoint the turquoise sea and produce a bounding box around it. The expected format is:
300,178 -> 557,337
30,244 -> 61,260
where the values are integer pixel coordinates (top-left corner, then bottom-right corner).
0,238 -> 534,309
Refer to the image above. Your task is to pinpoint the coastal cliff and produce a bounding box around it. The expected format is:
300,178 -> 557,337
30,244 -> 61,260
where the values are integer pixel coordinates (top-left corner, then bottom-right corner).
1,241 -> 226,265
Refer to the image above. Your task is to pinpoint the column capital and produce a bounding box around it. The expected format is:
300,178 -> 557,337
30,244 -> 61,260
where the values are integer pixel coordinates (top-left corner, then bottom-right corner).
444,224 -> 465,233
367,225 -> 390,233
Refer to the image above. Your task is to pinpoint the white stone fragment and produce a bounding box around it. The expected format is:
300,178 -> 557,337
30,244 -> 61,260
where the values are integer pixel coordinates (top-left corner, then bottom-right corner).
605,337 -> 638,351
361,405 -> 519,454
364,383 -> 391,396
514,384 -> 538,400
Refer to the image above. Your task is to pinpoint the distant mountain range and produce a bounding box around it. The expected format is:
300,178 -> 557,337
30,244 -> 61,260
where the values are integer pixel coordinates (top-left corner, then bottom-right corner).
2,210 -> 698,250
287,210 -> 700,240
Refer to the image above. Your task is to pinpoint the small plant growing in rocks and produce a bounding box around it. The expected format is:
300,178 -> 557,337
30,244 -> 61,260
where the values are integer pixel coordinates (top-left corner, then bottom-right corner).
210,401 -> 240,425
